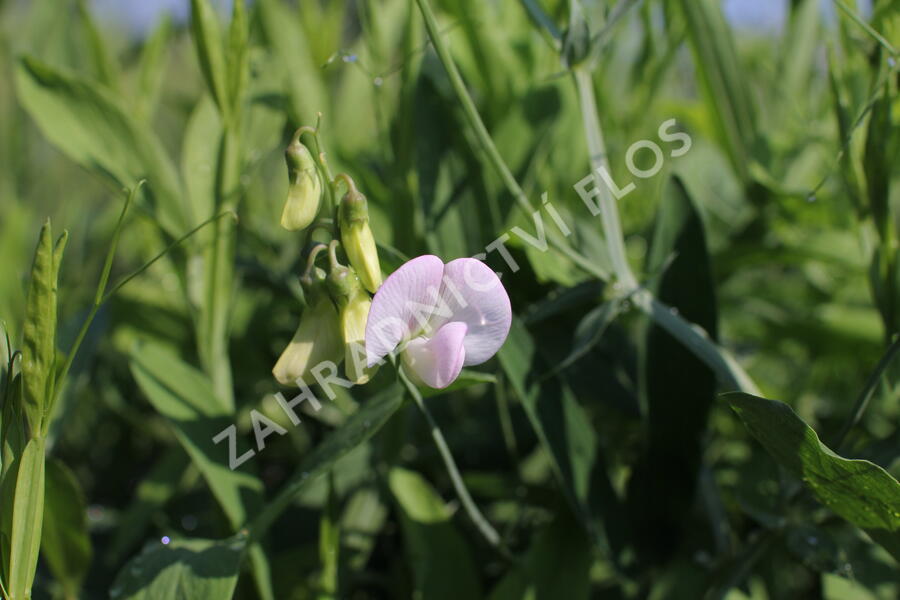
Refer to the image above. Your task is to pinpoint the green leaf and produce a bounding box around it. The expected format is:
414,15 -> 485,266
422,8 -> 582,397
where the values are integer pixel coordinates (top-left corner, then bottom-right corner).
341,486 -> 387,570
129,341 -> 262,529
226,0 -> 249,115
389,468 -> 482,600
727,392 -> 900,561
41,458 -> 92,596
15,57 -> 187,235
627,175 -> 718,563
110,536 -> 245,600
8,436 -> 46,600
676,0 -> 756,181
181,95 -> 221,226
488,508 -> 591,600
1,373 -> 25,490
257,0 -> 328,125
135,15 -> 173,122
190,0 -> 230,119
777,0 -> 820,113
864,80 -> 893,243
77,0 -> 120,89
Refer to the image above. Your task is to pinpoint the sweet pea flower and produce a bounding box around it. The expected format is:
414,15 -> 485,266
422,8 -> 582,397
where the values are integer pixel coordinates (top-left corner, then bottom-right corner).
365,255 -> 512,389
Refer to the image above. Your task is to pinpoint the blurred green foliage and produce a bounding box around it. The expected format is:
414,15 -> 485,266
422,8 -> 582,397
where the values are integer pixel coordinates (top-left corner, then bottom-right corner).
0,0 -> 898,598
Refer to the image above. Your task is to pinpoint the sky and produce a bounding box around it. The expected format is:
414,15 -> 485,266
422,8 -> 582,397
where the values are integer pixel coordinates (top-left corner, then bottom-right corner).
88,0 -> 874,38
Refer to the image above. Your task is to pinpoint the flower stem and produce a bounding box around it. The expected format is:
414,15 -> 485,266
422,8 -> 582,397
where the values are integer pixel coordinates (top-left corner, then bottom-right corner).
573,68 -> 636,290
573,63 -> 759,394
398,366 -> 512,560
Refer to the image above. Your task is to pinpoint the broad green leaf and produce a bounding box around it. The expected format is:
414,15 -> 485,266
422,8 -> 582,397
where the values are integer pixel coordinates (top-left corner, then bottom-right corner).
389,468 -> 482,600
727,392 -> 900,561
41,458 -> 92,596
77,0 -> 120,89
15,57 -> 187,235
627,176 -> 718,563
111,536 -> 245,600
190,0 -> 230,119
129,341 -> 262,529
676,0 -> 756,181
135,16 -> 173,122
181,95 -> 221,227
21,221 -> 65,437
488,509 -> 592,600
8,436 -> 46,600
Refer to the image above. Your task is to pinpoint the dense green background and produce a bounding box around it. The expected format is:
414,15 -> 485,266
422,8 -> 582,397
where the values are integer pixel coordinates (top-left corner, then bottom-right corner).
0,0 -> 898,598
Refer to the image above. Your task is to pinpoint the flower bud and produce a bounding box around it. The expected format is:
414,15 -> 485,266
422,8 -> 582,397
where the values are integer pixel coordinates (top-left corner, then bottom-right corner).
280,140 -> 322,231
326,245 -> 376,384
338,187 -> 382,293
339,289 -> 374,385
272,270 -> 342,386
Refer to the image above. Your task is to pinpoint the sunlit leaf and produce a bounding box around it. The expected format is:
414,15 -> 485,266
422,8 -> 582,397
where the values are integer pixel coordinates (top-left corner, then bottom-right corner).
727,392 -> 900,561
111,536 -> 245,600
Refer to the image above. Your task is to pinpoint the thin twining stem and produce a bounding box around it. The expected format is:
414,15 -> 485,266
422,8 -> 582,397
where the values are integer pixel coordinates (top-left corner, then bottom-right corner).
399,366 -> 513,560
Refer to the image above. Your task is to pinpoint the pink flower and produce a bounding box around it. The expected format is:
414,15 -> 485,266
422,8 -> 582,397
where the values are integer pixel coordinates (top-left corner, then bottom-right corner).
365,255 -> 512,389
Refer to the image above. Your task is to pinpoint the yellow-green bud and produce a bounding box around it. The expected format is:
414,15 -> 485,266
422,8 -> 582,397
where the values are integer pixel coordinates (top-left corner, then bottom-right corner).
339,289 -> 374,384
272,293 -> 342,386
339,189 -> 382,293
280,140 -> 322,231
326,249 -> 375,384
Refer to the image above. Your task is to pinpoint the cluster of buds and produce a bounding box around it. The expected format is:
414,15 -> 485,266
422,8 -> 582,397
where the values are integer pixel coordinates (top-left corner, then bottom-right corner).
273,129 -> 383,387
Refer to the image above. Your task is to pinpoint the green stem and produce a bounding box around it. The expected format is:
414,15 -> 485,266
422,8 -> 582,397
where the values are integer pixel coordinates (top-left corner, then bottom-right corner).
573,63 -> 759,394
398,367 -> 511,559
202,126 -> 240,409
573,68 -> 636,289
51,183 -> 139,413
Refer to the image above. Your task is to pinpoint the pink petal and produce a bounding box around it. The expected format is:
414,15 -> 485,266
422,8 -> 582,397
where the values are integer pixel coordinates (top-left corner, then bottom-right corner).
365,255 -> 445,366
434,258 -> 512,366
403,322 -> 468,389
